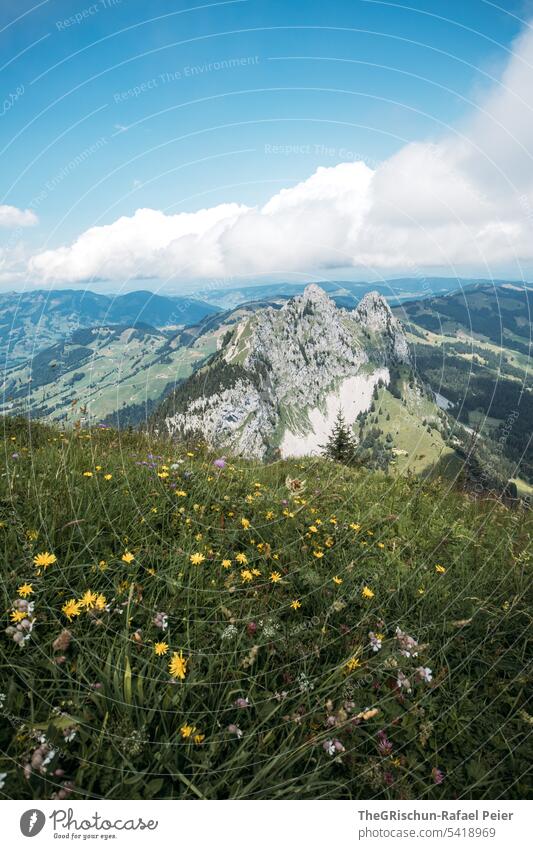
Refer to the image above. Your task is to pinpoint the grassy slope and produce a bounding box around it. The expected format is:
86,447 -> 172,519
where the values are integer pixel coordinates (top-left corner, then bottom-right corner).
0,419 -> 531,800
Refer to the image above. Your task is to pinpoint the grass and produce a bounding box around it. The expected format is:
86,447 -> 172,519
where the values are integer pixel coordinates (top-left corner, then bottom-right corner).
0,417 -> 531,800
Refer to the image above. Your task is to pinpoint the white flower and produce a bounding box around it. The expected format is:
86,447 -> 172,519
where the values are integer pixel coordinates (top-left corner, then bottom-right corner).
221,624 -> 238,641
417,666 -> 433,683
0,772 -> 7,789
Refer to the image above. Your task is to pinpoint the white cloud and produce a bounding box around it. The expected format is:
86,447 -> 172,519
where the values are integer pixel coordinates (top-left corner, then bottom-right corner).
27,22 -> 533,283
0,205 -> 38,229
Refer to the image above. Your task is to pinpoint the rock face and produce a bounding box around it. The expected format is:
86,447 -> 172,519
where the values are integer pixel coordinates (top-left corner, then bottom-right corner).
160,285 -> 411,458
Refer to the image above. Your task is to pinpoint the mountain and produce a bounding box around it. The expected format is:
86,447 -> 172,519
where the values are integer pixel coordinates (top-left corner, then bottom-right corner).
392,282 -> 533,488
0,289 -> 219,367
154,285 -> 447,462
195,277 -> 513,310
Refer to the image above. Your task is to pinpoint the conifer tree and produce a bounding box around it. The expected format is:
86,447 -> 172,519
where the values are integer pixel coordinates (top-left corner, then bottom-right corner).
322,409 -> 358,464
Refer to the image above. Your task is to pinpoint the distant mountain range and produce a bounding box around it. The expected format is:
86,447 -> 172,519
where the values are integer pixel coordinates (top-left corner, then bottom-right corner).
0,278 -> 530,492
0,289 -> 219,367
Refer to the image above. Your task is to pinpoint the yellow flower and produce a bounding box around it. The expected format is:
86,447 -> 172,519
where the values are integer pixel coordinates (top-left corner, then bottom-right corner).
308,525 -> 318,533
221,559 -> 232,569
241,518 -> 251,529
190,552 -> 205,566
235,553 -> 248,565
62,599 -> 82,621
325,536 -> 334,548
154,642 -> 169,656
83,471 -> 93,478
332,575 -> 343,585
17,583 -> 33,598
362,586 -> 375,599
290,599 -> 301,610
270,571 -> 282,583
98,560 -> 108,571
180,724 -> 196,738
79,590 -> 98,609
265,511 -> 275,520
350,522 -> 361,531
193,733 -> 205,745
157,471 -> 169,479
95,465 -> 102,471
435,564 -> 446,574
169,651 -> 188,680
176,490 -> 187,497
313,550 -> 324,559
345,657 -> 361,673
33,551 -> 56,569
377,542 -> 385,549
10,610 -> 26,623
418,587 -> 425,595
121,551 -> 135,564
241,569 -> 253,583
104,474 -> 113,481
94,594 -> 107,610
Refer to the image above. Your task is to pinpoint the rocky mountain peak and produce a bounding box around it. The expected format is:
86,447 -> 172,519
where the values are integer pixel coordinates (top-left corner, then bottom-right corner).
160,285 -> 412,458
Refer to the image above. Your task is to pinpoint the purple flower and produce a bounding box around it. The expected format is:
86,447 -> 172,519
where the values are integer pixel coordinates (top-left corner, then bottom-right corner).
234,697 -> 250,709
213,457 -> 226,469
432,767 -> 445,785
377,730 -> 393,756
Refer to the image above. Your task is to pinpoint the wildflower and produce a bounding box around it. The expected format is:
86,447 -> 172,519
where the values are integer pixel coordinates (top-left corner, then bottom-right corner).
79,590 -> 98,609
269,571 -> 282,583
435,564 -> 446,574
241,518 -> 251,530
395,627 -> 419,657
418,587 -> 425,595
98,560 -> 108,571
221,559 -> 232,569
227,724 -> 243,739
176,490 -> 187,497
33,551 -> 56,569
154,642 -> 169,656
265,511 -> 275,520
345,657 -> 361,673
285,476 -> 306,494
432,767 -> 445,785
313,550 -> 324,559
241,569 -> 253,583
221,624 -> 238,641
157,471 -> 169,479
83,471 -> 93,478
10,610 -> 26,623
193,734 -> 205,745
362,586 -> 375,599
94,594 -> 106,610
153,612 -> 168,630
369,631 -> 383,652
169,651 -> 188,680
416,666 -> 433,683
377,730 -> 394,756
104,474 -> 112,480
190,552 -> 205,566
308,525 -> 318,533
350,522 -> 361,531
121,551 -> 135,564
17,583 -> 33,598
213,457 -> 226,469
62,599 -> 82,621
234,697 -> 250,708
180,724 -> 196,738
332,575 -> 343,585
323,738 -> 345,756
290,599 -> 301,610
396,671 -> 412,693
235,553 -> 248,565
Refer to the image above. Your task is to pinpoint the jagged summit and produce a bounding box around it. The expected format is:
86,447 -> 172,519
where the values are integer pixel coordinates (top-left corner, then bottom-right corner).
157,286 -> 412,458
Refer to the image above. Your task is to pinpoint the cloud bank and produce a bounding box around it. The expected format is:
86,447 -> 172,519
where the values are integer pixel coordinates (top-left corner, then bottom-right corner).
0,205 -> 38,229
28,23 -> 533,283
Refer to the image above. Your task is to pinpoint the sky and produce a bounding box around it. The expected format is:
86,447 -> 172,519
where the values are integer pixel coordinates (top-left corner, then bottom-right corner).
1,0 -> 533,293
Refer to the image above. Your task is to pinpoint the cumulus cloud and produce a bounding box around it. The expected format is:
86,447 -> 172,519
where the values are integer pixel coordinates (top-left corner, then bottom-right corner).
0,205 -> 38,229
28,22 -> 533,283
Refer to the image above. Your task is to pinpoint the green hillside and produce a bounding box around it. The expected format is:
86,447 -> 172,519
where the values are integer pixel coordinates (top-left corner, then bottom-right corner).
0,418 -> 530,800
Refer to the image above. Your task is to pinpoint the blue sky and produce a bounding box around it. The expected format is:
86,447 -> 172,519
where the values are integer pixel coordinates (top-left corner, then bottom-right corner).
1,0 -> 533,291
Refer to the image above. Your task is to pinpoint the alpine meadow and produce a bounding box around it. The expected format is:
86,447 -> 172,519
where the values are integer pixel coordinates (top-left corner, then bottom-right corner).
0,0 -> 532,820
